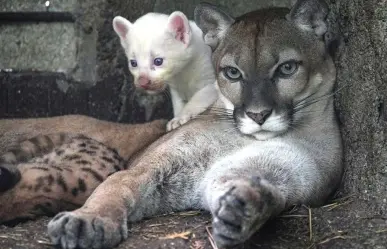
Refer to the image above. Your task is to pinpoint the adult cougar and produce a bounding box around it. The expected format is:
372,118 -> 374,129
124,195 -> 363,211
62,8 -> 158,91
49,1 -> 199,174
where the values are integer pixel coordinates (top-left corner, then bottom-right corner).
47,0 -> 342,248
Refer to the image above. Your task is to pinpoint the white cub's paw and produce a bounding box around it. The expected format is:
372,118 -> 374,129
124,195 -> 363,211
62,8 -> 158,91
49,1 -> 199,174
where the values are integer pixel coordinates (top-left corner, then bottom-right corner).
166,114 -> 195,131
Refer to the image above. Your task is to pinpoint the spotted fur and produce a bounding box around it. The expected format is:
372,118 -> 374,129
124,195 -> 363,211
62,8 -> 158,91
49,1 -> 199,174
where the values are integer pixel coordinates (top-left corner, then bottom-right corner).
0,133 -> 126,223
0,115 -> 167,223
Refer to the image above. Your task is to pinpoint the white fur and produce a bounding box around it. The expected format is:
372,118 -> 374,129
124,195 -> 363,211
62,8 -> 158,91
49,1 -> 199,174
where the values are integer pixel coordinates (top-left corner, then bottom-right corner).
113,12 -> 217,131
237,110 -> 289,140
198,138 -> 320,211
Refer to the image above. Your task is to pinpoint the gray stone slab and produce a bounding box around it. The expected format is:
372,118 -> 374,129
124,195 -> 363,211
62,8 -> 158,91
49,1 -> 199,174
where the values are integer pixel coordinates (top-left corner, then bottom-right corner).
330,0 -> 387,213
0,0 -> 76,12
153,0 -> 293,18
0,23 -> 76,72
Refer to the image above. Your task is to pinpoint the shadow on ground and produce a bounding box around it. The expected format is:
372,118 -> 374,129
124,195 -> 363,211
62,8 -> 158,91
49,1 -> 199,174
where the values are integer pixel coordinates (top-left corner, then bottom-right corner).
0,197 -> 385,249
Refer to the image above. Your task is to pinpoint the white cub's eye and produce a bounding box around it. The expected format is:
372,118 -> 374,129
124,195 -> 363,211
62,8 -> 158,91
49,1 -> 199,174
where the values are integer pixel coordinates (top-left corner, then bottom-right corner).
224,67 -> 242,81
276,60 -> 300,77
130,60 -> 138,67
154,58 -> 163,66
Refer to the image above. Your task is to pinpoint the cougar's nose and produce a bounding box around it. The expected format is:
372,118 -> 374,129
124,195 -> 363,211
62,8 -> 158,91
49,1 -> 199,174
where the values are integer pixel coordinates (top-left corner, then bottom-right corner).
246,109 -> 272,125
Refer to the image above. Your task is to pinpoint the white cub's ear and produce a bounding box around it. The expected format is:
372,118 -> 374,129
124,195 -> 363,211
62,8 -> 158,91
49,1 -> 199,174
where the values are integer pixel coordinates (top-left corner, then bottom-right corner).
113,16 -> 132,41
166,11 -> 191,45
194,3 -> 234,50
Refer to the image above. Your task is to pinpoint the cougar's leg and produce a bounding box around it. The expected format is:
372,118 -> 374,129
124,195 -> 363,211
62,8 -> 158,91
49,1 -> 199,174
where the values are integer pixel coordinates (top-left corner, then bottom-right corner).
47,154 -> 203,249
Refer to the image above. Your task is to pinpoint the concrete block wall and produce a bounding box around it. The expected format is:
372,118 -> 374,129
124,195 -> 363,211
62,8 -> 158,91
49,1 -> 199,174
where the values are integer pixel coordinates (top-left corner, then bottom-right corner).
0,0 -> 100,85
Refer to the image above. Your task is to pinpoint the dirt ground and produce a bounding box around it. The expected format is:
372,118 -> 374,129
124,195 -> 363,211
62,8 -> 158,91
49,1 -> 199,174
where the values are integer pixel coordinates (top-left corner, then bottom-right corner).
0,196 -> 386,249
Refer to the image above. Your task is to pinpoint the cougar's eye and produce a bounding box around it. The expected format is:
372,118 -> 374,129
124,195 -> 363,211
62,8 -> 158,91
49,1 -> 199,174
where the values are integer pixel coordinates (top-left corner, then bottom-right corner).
276,60 -> 300,77
224,67 -> 242,81
130,60 -> 138,67
154,58 -> 163,66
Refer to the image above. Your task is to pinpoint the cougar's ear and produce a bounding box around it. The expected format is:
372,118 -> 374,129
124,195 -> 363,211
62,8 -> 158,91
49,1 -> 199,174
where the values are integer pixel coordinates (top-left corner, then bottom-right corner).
194,3 -> 234,50
0,163 -> 21,192
287,0 -> 329,37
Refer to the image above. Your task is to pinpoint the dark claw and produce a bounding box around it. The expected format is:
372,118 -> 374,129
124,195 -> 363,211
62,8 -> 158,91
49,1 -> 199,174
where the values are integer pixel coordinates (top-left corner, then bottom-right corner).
212,231 -> 239,248
52,212 -> 66,221
250,176 -> 262,186
213,217 -> 241,235
0,164 -> 21,192
226,194 -> 245,208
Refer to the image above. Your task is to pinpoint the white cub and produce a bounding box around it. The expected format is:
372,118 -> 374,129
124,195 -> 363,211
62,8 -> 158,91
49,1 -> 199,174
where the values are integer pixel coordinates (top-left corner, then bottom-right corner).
113,12 -> 217,131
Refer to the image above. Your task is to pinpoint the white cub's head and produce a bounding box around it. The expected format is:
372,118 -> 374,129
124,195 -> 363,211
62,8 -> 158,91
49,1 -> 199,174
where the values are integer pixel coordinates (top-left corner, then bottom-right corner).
113,12 -> 196,94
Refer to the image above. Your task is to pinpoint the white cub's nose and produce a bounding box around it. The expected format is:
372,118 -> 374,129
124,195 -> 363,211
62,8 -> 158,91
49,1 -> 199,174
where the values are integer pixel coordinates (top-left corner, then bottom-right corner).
138,75 -> 152,89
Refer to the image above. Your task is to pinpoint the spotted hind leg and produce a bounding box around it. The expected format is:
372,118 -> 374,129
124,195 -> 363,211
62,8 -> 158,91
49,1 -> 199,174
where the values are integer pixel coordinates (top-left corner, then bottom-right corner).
0,133 -> 74,192
0,134 -> 126,224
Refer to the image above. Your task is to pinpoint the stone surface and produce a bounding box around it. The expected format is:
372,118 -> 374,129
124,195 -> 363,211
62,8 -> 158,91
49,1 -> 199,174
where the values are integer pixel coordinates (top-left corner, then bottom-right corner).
329,0 -> 387,214
0,23 -> 76,72
0,0 -> 102,85
71,0 -> 104,85
153,0 -> 293,17
0,0 -> 76,12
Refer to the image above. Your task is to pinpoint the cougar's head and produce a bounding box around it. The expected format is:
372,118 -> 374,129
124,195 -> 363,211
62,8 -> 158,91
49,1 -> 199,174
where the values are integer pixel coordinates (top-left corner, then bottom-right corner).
195,0 -> 336,140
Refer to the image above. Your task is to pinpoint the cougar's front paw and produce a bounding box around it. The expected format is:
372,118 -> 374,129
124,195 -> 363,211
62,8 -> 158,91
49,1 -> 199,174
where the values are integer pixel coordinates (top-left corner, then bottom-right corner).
212,177 -> 273,248
48,211 -> 128,249
166,114 -> 194,131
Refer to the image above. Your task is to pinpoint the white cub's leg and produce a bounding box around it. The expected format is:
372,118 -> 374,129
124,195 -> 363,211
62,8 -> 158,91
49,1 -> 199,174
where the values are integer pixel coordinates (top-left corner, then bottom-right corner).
167,84 -> 218,131
169,88 -> 185,118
